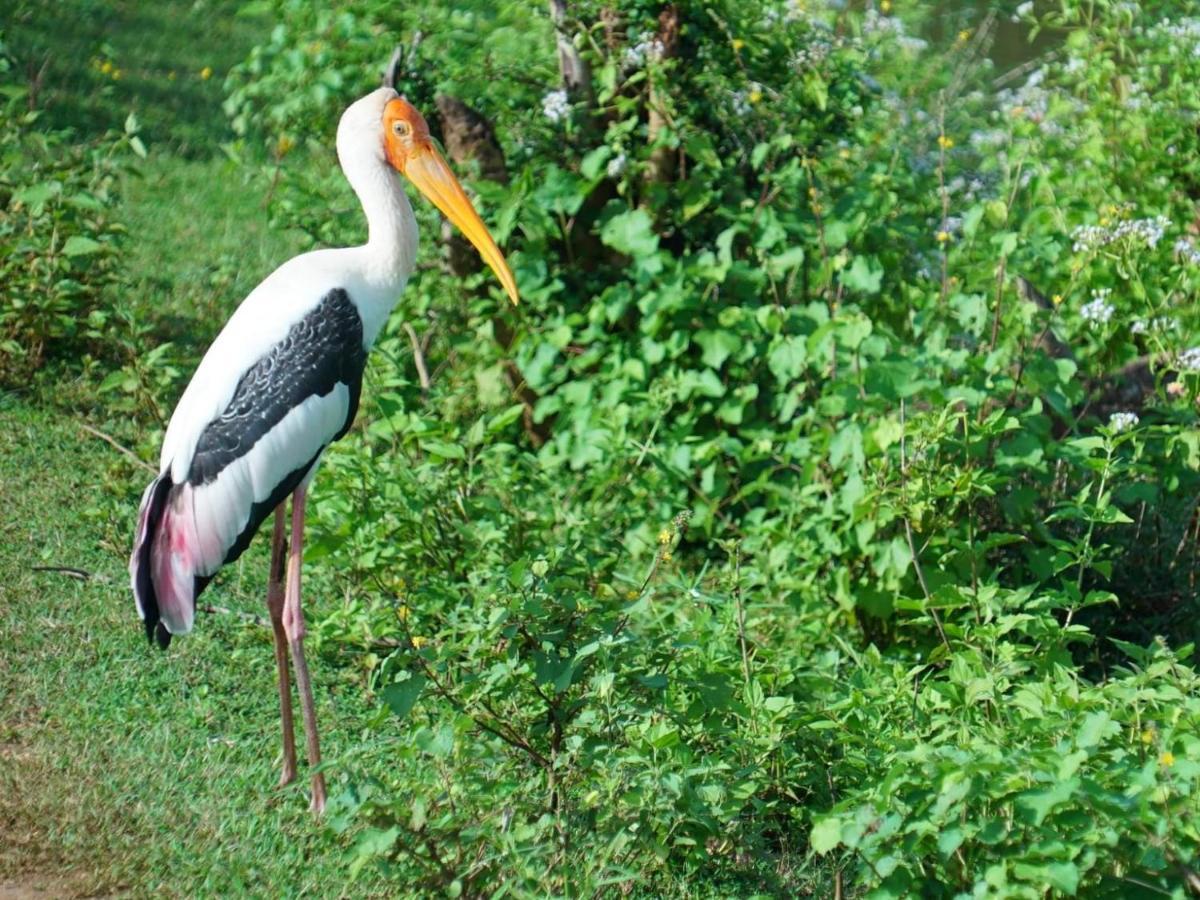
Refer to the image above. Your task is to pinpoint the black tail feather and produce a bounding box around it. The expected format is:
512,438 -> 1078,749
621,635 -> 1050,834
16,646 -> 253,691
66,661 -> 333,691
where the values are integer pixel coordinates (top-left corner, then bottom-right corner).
133,474 -> 174,650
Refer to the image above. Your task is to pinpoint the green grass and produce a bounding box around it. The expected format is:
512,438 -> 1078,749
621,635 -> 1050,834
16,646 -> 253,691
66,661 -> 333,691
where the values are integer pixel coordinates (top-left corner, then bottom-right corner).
120,155 -> 309,356
0,400 -> 390,896
6,0 -> 263,153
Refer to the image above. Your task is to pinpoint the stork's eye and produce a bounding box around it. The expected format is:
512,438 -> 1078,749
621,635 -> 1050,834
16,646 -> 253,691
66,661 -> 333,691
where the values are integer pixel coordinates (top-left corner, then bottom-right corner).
392,120 -> 411,138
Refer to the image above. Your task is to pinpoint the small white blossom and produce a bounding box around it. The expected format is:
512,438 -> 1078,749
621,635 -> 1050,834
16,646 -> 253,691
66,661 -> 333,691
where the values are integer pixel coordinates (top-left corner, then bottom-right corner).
1174,238 -> 1200,266
542,89 -> 571,123
1080,289 -> 1114,326
1179,347 -> 1200,371
623,34 -> 664,69
1012,1 -> 1033,21
606,152 -> 627,179
1131,315 -> 1178,336
1071,216 -> 1171,253
1108,411 -> 1139,433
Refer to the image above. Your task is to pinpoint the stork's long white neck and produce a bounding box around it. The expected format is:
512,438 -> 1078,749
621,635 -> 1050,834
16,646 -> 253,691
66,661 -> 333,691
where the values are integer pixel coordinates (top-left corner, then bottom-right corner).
345,150 -> 418,283
334,87 -> 418,345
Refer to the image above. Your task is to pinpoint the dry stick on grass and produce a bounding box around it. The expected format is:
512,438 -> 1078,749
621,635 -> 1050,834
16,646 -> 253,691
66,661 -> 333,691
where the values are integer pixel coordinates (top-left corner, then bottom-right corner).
77,422 -> 156,473
31,565 -> 94,580
899,399 -> 951,651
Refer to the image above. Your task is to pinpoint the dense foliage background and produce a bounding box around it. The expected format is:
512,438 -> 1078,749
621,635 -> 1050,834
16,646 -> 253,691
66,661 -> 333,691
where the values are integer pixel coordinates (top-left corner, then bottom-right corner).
4,0 -> 1200,895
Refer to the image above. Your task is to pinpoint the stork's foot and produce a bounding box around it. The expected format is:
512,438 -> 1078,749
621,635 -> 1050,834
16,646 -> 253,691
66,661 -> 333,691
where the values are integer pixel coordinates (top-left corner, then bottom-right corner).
278,764 -> 297,789
310,774 -> 327,816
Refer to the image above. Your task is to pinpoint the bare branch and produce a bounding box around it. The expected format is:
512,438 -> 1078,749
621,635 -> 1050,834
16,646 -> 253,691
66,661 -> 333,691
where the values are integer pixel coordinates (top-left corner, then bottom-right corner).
548,0 -> 592,97
78,422 -> 156,473
382,46 -> 403,90
403,321 -> 432,392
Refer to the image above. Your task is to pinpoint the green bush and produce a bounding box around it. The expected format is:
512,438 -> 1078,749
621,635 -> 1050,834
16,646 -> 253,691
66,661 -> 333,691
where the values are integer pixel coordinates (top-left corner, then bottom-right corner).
0,40 -> 139,386
216,0 -> 1200,893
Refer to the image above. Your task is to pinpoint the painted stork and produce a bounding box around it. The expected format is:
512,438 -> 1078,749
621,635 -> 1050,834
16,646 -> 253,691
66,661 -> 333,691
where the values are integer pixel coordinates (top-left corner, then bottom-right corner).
129,84 -> 518,814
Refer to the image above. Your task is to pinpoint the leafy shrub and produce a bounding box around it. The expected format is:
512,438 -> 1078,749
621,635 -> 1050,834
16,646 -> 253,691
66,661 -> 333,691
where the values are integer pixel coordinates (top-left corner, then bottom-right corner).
0,41 -> 140,386
215,0 -> 1200,893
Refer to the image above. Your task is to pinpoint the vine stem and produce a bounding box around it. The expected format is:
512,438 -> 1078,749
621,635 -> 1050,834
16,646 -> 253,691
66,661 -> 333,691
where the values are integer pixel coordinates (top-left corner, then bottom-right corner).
900,399 -> 950,651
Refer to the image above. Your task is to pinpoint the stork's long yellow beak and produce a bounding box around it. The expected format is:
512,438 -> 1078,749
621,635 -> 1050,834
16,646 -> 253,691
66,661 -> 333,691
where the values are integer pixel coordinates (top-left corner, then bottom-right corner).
404,147 -> 519,305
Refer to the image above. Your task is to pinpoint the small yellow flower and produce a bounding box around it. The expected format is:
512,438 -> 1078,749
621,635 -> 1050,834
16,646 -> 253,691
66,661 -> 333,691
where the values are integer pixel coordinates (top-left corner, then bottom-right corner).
880,0 -> 892,12
396,604 -> 410,622
811,202 -> 823,215
731,38 -> 745,52
200,66 -> 213,80
1099,217 -> 1110,227
661,550 -> 673,563
411,635 -> 428,649
100,60 -> 113,74
626,589 -> 639,600
957,29 -> 971,43
657,528 -> 673,545
168,70 -> 177,81
936,230 -> 951,243
838,148 -> 851,160
1140,728 -> 1155,745
748,90 -> 762,105
1160,751 -> 1175,767
111,68 -> 122,81
937,135 -> 954,150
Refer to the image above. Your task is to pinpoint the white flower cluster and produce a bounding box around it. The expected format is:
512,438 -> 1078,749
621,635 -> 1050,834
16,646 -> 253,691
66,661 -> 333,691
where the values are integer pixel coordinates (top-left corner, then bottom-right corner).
542,89 -> 570,124
1012,1 -> 1034,22
997,68 -> 1050,124
792,36 -> 834,69
1071,216 -> 1171,253
1080,288 -> 1114,326
945,175 -> 987,201
623,35 -> 664,69
862,9 -> 928,54
1131,316 -> 1177,335
1179,347 -> 1200,372
1151,18 -> 1200,57
1108,411 -> 1139,433
1174,238 -> 1200,266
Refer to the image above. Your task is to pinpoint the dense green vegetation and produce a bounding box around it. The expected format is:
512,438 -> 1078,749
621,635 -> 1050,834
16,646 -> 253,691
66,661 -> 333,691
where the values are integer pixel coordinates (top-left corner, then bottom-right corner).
4,0 -> 1200,896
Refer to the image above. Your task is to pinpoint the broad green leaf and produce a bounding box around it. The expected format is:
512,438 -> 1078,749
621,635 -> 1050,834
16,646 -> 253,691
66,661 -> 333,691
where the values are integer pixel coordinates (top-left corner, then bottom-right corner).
381,674 -> 427,720
810,816 -> 842,853
838,255 -> 882,294
63,236 -> 104,256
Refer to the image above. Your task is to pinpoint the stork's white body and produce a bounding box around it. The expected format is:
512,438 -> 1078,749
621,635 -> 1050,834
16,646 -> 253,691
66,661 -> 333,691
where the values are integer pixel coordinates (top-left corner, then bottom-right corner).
131,87 -> 417,643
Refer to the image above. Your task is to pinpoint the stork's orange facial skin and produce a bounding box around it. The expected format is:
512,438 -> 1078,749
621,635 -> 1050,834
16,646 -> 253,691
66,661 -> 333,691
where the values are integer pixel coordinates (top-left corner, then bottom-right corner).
382,98 -> 519,304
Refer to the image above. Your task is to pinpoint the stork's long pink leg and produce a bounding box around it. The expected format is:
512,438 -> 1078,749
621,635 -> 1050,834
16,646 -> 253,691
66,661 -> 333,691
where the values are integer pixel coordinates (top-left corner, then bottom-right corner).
267,505 -> 298,788
282,485 -> 327,815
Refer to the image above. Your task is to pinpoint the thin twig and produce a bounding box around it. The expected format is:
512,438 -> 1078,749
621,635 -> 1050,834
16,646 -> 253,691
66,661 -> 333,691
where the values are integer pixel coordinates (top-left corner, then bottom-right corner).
31,565 -> 93,580
899,400 -> 950,651
403,322 -> 432,391
78,422 -> 156,473
733,544 -> 751,685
